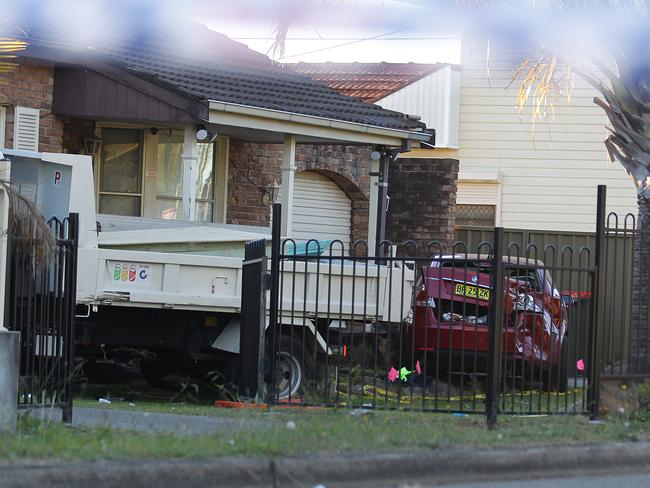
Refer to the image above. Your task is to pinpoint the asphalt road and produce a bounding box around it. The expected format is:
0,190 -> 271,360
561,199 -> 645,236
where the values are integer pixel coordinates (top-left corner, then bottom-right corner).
423,472 -> 650,488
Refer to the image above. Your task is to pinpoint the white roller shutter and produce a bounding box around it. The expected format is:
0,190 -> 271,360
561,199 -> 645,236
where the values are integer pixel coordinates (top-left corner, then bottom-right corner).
457,182 -> 499,206
291,171 -> 352,250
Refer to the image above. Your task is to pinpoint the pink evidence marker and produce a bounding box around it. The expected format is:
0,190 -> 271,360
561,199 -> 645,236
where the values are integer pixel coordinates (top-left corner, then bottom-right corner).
388,367 -> 399,382
415,360 -> 422,375
577,358 -> 585,371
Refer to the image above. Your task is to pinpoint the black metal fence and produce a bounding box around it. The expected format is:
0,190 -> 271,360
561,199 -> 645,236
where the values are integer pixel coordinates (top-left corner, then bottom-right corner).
5,214 -> 79,422
601,210 -> 650,379
265,200 -> 603,419
458,199 -> 650,383
457,213 -> 636,382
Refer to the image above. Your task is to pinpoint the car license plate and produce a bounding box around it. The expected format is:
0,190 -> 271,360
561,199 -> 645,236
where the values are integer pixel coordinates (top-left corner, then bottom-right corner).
454,283 -> 490,301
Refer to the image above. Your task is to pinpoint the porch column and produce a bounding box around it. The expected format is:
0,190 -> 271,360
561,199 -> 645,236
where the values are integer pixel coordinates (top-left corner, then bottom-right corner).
181,124 -> 198,221
280,134 -> 296,236
367,157 -> 380,255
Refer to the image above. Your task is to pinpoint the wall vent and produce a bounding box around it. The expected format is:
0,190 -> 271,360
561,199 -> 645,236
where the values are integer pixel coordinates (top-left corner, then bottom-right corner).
13,106 -> 40,152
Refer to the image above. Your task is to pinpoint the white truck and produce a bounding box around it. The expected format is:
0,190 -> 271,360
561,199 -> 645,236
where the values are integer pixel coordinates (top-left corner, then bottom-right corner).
5,149 -> 414,398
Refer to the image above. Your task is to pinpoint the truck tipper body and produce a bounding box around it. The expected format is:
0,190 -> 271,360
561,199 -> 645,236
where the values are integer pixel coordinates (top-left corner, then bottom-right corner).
5,149 -> 414,398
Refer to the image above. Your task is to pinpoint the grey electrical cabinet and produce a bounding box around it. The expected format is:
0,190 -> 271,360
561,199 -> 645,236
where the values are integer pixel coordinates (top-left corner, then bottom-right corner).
2,149 -> 72,222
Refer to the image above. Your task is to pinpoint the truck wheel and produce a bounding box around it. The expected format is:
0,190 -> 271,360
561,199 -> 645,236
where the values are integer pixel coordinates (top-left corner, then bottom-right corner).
272,337 -> 313,401
141,359 -> 176,389
543,337 -> 568,393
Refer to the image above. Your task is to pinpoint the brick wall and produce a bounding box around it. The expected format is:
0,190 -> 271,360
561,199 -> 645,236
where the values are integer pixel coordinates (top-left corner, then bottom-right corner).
61,117 -> 96,154
0,61 -> 64,153
386,158 -> 459,253
227,140 -> 371,243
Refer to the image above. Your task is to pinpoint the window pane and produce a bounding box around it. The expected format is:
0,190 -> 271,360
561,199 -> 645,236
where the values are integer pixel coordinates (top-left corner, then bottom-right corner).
196,143 -> 214,201
157,132 -> 183,198
195,200 -> 213,222
456,204 -> 496,227
154,197 -> 182,220
99,195 -> 141,216
100,129 -> 142,193
155,136 -> 215,222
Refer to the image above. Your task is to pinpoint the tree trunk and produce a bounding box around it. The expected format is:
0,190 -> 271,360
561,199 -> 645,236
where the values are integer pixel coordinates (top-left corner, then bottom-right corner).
630,196 -> 650,373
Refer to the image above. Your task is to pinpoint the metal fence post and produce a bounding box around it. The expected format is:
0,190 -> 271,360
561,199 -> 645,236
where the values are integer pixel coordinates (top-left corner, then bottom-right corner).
266,203 -> 282,404
486,227 -> 505,428
62,212 -> 79,424
588,185 -> 607,418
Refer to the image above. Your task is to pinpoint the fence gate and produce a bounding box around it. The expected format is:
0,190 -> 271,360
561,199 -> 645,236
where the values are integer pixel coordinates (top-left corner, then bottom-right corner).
238,239 -> 267,401
5,213 -> 79,422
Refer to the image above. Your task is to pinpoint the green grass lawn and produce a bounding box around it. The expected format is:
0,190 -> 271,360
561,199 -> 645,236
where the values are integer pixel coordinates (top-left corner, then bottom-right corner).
3,406 -> 649,462
73,378 -> 588,417
7,379 -> 636,463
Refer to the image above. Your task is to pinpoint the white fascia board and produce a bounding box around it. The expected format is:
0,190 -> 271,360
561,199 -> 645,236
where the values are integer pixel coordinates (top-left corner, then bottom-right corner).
208,100 -> 430,146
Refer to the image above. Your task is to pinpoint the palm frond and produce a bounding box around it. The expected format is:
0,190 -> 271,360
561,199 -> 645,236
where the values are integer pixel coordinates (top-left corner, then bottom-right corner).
0,180 -> 56,268
514,53 -> 573,122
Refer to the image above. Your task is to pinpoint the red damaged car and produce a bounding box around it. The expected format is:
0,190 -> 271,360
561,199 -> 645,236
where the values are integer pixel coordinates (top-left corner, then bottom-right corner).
405,255 -> 569,392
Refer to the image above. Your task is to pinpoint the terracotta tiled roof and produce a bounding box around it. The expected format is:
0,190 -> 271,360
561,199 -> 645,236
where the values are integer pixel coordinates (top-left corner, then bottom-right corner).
290,62 -> 447,103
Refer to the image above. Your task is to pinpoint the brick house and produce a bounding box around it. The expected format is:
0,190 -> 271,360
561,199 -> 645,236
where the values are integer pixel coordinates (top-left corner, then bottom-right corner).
292,62 -> 461,249
293,57 -> 637,234
0,21 -> 456,253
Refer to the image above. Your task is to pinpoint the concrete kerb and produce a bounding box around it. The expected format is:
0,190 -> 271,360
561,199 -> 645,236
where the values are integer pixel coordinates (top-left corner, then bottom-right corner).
2,441 -> 650,488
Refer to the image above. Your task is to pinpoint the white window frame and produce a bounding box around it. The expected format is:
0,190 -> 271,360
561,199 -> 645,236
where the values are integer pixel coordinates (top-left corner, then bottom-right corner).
95,122 -> 228,223
0,106 -> 6,148
96,127 -> 145,217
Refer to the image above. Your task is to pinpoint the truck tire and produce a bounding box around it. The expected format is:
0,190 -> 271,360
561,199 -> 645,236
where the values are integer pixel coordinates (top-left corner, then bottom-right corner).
141,359 -> 176,389
543,337 -> 569,393
271,336 -> 313,401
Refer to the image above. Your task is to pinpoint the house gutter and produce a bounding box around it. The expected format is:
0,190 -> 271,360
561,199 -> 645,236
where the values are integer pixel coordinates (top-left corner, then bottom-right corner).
208,100 -> 431,146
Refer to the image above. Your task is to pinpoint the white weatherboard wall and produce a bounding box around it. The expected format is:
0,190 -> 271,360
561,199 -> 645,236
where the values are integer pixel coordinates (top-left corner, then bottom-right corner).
431,40 -> 637,232
290,171 -> 352,249
378,64 -> 461,149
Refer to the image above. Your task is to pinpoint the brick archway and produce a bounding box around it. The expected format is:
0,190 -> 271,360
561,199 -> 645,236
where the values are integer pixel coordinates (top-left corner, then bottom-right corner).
226,140 -> 371,245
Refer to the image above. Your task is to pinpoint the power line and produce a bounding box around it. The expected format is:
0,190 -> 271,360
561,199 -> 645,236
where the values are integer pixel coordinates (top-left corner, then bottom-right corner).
278,30 -> 405,60
232,36 -> 459,40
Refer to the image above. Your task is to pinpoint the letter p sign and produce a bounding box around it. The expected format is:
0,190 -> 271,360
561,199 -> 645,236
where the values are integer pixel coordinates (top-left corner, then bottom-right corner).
53,170 -> 62,187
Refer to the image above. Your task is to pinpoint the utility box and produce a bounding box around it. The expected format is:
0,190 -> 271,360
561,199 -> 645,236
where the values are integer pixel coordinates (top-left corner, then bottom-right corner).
2,149 -> 72,222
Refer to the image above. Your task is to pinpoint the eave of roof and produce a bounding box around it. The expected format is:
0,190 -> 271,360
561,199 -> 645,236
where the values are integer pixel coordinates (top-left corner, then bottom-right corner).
208,99 -> 430,146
